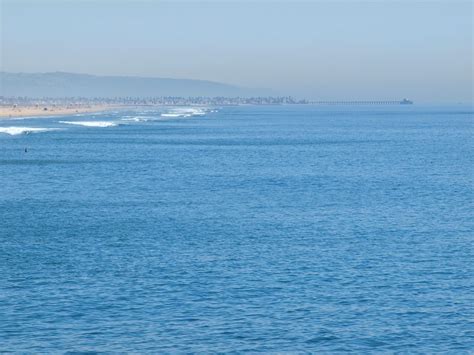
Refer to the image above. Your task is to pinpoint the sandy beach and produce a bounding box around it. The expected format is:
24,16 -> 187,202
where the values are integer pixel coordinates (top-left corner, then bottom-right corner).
0,104 -> 121,119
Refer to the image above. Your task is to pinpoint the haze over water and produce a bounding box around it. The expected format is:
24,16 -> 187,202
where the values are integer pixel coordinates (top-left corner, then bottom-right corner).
1,105 -> 472,352
2,0 -> 472,102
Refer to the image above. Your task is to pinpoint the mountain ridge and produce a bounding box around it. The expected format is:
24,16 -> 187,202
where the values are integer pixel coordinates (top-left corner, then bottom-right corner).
0,71 -> 274,98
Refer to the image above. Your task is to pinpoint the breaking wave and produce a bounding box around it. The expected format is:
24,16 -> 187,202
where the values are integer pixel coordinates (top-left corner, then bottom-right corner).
0,127 -> 62,136
120,108 -> 216,122
59,121 -> 118,127
4,115 -> 58,121
120,116 -> 161,122
160,107 -> 212,119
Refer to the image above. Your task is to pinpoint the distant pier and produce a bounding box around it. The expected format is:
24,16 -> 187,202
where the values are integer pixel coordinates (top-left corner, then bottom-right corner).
312,99 -> 413,105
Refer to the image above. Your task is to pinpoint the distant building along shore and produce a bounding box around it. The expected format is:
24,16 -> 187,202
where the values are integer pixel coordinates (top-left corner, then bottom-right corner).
0,96 -> 413,108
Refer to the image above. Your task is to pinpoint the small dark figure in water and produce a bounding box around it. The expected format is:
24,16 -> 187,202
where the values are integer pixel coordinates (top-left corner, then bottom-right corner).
24,147 -> 28,153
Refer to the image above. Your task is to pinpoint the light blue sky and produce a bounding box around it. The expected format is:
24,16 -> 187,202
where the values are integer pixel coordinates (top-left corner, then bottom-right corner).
1,0 -> 472,102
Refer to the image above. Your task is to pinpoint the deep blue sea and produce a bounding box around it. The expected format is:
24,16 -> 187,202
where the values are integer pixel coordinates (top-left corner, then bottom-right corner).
1,105 -> 473,352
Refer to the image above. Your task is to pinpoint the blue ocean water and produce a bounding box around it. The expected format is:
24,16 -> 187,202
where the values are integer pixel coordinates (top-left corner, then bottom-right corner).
0,105 -> 473,352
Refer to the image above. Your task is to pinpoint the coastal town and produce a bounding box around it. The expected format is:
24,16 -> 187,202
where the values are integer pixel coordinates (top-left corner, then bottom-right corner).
0,95 -> 308,108
0,96 -> 304,117
0,96 -> 413,118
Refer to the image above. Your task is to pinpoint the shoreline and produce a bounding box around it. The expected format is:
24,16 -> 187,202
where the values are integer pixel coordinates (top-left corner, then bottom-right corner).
0,104 -> 126,119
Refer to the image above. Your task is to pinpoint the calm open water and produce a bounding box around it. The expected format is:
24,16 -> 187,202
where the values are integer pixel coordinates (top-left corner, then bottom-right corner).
1,105 -> 473,352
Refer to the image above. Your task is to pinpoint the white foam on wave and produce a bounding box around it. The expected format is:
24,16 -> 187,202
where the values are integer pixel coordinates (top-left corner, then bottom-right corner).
59,121 -> 117,127
120,115 -> 161,122
117,107 -> 217,122
161,113 -> 192,118
4,115 -> 58,121
72,111 -> 109,117
0,127 -> 62,136
121,117 -> 143,122
161,107 -> 210,119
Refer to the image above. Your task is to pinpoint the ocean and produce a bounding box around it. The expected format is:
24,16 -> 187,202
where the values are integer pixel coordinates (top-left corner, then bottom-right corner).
1,105 -> 473,352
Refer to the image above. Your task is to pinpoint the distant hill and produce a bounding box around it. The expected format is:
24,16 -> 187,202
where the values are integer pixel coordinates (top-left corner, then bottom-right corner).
0,72 -> 273,98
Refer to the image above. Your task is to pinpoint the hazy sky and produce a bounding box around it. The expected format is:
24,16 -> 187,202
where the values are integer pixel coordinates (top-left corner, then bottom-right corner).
1,0 -> 472,102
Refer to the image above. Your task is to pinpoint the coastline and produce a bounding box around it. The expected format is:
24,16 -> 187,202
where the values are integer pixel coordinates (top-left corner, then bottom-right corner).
0,104 -> 124,119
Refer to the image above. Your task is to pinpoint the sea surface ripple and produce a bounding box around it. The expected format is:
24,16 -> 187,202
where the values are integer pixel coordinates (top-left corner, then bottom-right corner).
0,105 -> 473,352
